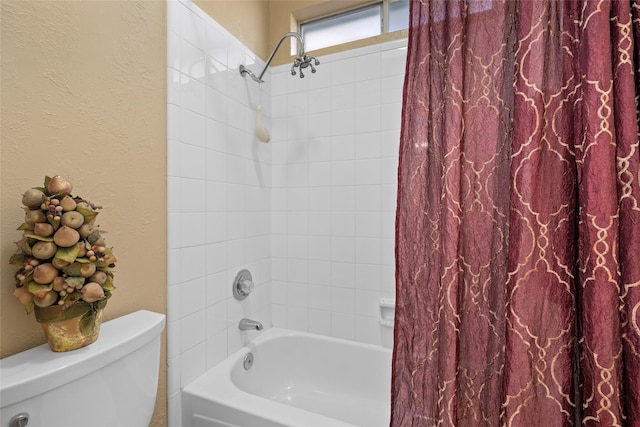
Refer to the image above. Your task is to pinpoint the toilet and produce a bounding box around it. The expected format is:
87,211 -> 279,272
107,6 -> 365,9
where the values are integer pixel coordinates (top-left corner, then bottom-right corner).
0,310 -> 165,427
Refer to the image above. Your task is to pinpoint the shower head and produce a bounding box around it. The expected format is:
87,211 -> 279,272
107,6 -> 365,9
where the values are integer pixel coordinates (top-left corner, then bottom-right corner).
239,32 -> 320,83
291,53 -> 320,78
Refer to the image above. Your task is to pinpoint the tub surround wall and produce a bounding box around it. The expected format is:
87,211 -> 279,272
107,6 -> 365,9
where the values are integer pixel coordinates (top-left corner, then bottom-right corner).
268,43 -> 404,342
168,1 -> 404,426
167,1 -> 272,426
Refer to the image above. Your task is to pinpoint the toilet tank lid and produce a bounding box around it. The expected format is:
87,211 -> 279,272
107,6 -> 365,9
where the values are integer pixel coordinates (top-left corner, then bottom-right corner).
0,310 -> 165,408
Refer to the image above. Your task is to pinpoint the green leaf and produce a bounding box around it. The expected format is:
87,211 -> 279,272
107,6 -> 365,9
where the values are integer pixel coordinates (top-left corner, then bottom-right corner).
102,275 -> 115,291
17,222 -> 34,231
79,309 -> 98,336
64,276 -> 85,289
9,253 -> 26,268
27,281 -> 52,296
86,228 -> 101,244
43,176 -> 52,193
25,300 -> 35,315
21,240 -> 33,256
62,262 -> 82,276
75,205 -> 98,224
23,233 -> 54,242
54,245 -> 80,265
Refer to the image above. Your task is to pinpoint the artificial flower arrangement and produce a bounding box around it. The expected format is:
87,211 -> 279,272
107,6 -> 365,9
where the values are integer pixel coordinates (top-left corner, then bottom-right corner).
9,175 -> 116,316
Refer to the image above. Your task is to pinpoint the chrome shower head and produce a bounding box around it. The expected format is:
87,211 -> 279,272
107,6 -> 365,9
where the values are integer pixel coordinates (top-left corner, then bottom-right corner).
239,32 -> 320,83
291,54 -> 320,78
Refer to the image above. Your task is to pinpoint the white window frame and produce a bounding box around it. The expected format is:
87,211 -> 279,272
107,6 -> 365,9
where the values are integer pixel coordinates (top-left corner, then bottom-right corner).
297,0 -> 409,53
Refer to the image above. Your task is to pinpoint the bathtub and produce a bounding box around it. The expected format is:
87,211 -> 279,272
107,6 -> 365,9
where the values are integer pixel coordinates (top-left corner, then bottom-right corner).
182,328 -> 392,427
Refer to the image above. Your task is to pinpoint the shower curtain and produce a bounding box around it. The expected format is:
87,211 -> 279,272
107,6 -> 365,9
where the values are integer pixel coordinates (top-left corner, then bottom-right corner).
392,1 -> 640,426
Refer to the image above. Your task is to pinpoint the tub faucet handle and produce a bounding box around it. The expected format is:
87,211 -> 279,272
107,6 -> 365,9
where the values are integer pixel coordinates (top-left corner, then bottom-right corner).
233,269 -> 254,300
9,413 -> 29,427
238,278 -> 254,295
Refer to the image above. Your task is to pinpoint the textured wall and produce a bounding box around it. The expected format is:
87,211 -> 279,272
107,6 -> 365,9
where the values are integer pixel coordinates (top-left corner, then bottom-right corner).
194,0 -> 270,60
0,1 -> 168,425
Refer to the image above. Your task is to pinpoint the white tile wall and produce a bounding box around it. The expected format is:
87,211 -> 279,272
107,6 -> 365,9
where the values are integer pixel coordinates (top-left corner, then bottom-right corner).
167,1 -> 271,426
168,1 -> 405,426
269,41 -> 405,341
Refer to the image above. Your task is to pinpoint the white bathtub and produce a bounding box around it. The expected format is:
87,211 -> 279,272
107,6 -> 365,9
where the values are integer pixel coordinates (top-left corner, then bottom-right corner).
182,328 -> 392,427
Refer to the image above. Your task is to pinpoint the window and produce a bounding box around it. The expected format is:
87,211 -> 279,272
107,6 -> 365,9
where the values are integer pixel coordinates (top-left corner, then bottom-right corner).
299,0 -> 409,52
387,0 -> 410,32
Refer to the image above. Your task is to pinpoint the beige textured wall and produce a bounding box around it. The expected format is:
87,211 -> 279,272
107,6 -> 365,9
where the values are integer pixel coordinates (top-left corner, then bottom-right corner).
0,1 -> 168,426
194,0 -> 270,59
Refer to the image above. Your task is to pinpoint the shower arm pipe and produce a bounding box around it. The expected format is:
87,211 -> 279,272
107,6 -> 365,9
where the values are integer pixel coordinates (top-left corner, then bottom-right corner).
240,32 -> 306,83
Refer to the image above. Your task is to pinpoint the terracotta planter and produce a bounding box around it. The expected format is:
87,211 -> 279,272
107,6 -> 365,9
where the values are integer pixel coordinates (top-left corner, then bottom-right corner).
34,298 -> 109,352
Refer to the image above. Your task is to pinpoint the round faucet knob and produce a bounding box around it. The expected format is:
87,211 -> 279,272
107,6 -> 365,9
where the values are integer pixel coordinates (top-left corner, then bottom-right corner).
233,269 -> 255,300
238,278 -> 254,296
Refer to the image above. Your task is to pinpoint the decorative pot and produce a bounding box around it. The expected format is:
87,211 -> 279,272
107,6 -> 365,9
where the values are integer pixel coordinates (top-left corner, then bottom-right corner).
34,297 -> 109,352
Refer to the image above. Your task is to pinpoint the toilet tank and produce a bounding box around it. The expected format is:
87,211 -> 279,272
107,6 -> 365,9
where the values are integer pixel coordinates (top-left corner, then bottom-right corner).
0,310 -> 165,427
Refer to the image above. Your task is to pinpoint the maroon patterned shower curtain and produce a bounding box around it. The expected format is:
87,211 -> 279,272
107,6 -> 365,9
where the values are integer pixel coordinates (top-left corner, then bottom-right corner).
392,1 -> 640,426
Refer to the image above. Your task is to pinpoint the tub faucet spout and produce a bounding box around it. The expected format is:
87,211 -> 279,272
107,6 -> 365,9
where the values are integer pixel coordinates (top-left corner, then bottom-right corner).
239,318 -> 263,331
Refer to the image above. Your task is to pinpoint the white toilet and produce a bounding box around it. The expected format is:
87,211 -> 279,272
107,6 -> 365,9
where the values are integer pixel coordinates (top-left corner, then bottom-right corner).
0,310 -> 165,427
